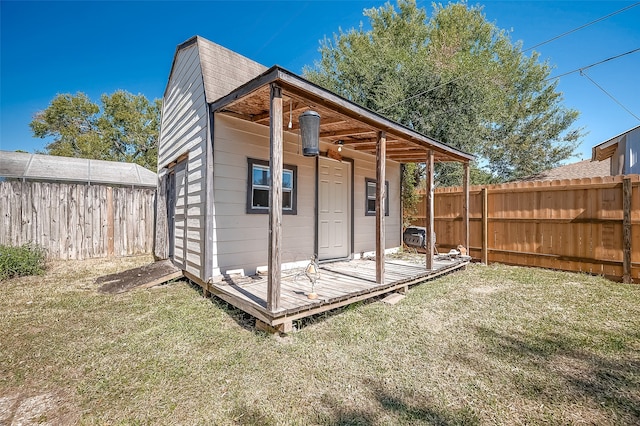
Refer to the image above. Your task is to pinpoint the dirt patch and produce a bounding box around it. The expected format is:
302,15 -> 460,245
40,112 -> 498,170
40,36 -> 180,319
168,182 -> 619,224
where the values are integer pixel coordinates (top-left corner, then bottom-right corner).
96,260 -> 182,294
0,392 -> 77,426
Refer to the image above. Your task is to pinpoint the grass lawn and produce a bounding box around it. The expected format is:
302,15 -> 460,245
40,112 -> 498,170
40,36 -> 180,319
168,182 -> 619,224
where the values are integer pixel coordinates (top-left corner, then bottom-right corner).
1,255 -> 639,425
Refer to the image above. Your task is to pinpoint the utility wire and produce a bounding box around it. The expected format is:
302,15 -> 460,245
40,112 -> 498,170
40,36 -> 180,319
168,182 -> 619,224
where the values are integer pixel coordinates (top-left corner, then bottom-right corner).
579,69 -> 640,121
547,47 -> 640,80
376,3 -> 639,113
524,2 -> 640,52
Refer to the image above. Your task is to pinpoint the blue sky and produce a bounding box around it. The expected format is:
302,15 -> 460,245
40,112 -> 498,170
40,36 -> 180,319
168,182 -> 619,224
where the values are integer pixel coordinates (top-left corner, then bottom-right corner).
1,1 -> 639,163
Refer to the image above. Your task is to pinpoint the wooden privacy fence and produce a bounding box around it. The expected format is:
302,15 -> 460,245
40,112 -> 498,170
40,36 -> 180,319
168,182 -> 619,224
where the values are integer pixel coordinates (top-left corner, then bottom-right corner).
0,180 -> 155,260
410,175 -> 639,283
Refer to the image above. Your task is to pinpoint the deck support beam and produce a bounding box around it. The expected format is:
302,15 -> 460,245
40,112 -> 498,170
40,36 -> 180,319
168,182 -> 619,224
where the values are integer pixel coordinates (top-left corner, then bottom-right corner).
268,83 -> 283,311
376,131 -> 386,284
462,161 -> 470,252
425,150 -> 434,270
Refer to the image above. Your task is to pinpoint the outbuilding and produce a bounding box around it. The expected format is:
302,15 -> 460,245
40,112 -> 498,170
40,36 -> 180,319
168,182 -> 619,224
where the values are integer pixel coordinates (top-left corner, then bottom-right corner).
154,36 -> 473,331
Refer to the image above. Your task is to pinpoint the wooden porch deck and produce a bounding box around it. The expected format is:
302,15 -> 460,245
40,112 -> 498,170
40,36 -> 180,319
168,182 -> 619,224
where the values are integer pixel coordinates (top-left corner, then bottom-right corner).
203,255 -> 469,330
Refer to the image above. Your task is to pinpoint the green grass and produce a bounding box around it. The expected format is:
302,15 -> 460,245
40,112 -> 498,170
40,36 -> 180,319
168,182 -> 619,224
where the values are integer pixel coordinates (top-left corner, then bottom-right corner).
0,243 -> 47,280
1,256 -> 639,425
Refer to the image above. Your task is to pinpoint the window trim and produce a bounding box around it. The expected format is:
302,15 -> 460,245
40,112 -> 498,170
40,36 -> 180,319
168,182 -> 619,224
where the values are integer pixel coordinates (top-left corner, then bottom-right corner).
365,177 -> 389,216
246,158 -> 298,215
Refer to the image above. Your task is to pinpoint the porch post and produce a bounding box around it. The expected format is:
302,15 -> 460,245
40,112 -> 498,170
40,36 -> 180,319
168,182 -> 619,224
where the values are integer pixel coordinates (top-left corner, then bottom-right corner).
425,150 -> 434,270
376,131 -> 386,284
268,83 -> 283,311
462,161 -> 470,252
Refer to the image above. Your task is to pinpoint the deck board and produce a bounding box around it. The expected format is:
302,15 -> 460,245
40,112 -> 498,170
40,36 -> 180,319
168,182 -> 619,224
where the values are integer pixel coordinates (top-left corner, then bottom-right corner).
208,256 -> 469,324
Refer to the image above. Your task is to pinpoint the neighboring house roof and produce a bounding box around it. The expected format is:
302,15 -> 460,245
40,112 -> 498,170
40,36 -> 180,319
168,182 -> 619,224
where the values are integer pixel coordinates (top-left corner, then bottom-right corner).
165,36 -> 267,104
522,158 -> 611,181
592,124 -> 640,161
0,151 -> 157,187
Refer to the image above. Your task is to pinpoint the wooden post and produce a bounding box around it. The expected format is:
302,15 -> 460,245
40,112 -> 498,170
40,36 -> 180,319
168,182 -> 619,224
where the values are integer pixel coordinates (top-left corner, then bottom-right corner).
462,161 -> 470,252
268,83 -> 283,311
153,173 -> 169,260
622,177 -> 632,283
376,131 -> 386,284
107,186 -> 114,257
425,150 -> 434,270
482,187 -> 488,265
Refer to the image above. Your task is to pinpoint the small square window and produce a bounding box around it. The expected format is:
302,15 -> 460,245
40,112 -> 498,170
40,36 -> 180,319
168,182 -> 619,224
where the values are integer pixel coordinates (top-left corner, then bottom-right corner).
365,178 -> 389,216
247,158 -> 297,215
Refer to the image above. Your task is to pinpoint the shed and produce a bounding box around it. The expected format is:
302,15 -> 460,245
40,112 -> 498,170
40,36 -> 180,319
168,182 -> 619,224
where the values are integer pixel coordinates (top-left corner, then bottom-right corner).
0,151 -> 157,259
154,36 -> 473,331
0,151 -> 157,187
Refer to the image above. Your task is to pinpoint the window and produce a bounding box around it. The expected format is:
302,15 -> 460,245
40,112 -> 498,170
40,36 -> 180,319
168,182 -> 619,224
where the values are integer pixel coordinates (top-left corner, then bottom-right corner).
247,158 -> 297,214
365,178 -> 389,216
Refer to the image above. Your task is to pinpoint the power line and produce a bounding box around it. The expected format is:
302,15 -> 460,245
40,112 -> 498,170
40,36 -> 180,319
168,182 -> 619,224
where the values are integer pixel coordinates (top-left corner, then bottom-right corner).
523,2 -> 640,52
579,69 -> 640,121
547,47 -> 640,80
376,3 -> 639,113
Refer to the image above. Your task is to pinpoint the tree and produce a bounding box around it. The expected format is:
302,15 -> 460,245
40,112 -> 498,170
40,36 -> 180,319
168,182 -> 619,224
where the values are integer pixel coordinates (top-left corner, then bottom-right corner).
30,90 -> 161,170
304,0 -> 581,186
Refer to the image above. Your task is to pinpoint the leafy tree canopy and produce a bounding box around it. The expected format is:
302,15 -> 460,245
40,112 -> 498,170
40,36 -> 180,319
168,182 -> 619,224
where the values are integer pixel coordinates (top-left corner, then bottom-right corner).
30,90 -> 161,170
304,0 -> 581,186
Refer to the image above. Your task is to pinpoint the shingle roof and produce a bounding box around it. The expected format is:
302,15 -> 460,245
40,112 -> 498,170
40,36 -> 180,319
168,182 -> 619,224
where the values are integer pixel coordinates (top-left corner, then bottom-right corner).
521,158 -> 611,181
169,36 -> 267,104
0,151 -> 157,187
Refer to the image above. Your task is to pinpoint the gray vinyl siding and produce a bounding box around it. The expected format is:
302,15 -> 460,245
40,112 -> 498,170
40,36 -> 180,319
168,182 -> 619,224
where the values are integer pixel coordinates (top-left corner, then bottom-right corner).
212,115 -> 316,275
212,115 -> 401,275
157,43 -> 208,279
157,37 -> 268,280
352,155 -> 401,254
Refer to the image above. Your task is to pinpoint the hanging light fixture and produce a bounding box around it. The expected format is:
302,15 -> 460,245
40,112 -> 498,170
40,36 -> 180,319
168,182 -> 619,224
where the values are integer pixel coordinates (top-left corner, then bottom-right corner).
299,110 -> 320,157
335,140 -> 344,152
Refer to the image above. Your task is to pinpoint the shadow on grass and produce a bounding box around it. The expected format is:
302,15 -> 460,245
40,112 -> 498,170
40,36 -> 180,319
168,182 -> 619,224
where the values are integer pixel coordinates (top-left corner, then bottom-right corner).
473,326 -> 640,422
319,382 -> 479,426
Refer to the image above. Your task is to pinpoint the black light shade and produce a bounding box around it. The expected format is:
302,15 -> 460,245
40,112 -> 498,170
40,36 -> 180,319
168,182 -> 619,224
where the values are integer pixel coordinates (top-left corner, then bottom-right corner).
299,110 -> 320,157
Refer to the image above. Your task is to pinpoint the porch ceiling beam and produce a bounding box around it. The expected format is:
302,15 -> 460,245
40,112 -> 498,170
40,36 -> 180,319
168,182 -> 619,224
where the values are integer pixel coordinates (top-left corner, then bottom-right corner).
320,128 -> 377,138
354,145 -> 423,153
268,83 -> 283,312
346,139 -> 402,147
361,150 -> 453,161
376,131 -> 386,285
252,100 -> 307,123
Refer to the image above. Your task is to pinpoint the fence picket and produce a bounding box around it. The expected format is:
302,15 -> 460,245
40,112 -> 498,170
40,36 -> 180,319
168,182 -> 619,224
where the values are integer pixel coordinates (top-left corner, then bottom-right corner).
411,175 -> 638,282
0,181 -> 155,260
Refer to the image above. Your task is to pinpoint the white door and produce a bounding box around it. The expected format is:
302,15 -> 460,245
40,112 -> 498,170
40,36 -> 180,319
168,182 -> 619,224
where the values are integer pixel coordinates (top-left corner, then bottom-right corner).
318,157 -> 350,260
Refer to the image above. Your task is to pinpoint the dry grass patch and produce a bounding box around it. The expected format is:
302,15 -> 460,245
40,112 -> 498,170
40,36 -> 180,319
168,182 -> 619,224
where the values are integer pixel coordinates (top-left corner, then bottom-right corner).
1,257 -> 639,424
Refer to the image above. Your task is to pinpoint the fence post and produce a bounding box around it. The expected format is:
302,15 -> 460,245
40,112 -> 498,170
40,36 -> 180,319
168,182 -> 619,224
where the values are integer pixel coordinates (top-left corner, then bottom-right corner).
482,187 -> 488,265
107,187 -> 114,257
623,177 -> 632,283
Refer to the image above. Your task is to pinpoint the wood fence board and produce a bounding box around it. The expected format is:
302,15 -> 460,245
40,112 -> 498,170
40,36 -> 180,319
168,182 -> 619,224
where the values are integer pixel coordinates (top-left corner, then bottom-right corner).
0,181 -> 154,260
409,175 -> 639,282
